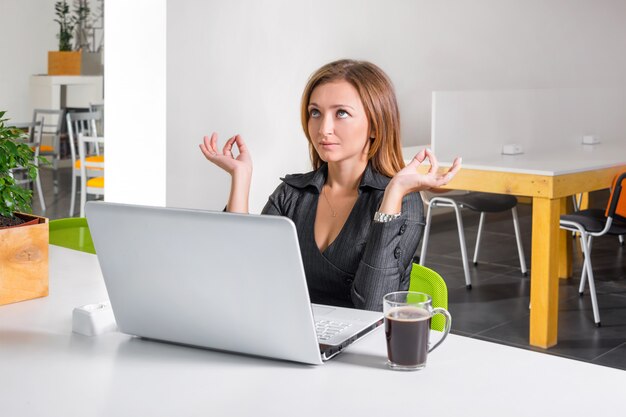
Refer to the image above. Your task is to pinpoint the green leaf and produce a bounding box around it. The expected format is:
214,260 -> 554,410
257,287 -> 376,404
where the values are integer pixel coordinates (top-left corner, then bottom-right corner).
0,109 -> 37,216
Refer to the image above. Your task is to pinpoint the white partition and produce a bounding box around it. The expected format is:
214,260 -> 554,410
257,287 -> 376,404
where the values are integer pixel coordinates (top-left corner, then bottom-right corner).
432,89 -> 626,163
104,0 -> 167,207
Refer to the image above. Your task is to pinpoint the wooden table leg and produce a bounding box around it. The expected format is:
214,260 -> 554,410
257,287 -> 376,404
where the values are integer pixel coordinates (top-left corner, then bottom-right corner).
579,192 -> 590,210
529,197 -> 560,348
558,197 -> 572,279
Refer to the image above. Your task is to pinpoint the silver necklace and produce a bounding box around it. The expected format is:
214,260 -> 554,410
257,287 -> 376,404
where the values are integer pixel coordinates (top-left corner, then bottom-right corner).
322,185 -> 337,218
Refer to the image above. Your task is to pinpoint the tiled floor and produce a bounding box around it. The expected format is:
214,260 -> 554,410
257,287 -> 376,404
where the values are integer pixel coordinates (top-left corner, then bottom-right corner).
30,167 -> 626,371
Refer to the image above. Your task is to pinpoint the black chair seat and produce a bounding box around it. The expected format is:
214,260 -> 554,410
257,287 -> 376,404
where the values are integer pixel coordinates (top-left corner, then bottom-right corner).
560,208 -> 626,234
449,192 -> 518,213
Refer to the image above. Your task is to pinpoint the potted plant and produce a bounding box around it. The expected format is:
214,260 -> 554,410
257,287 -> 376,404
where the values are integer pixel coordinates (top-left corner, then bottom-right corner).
48,0 -> 80,75
48,1 -> 103,76
0,111 -> 49,306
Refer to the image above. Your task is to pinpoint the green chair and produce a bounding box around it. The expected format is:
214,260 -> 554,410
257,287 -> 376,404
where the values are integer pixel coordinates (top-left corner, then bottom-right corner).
409,263 -> 448,331
49,218 -> 96,254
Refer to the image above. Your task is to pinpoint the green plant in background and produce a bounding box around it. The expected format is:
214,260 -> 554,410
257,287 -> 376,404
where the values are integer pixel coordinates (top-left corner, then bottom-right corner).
54,1 -> 74,51
0,111 -> 39,220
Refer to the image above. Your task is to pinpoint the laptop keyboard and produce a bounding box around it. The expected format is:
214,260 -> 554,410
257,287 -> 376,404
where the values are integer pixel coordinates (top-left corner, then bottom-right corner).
315,319 -> 352,341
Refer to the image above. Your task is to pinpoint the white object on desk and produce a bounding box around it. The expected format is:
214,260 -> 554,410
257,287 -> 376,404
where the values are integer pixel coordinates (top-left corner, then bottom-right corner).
72,301 -> 117,336
582,135 -> 601,145
501,143 -> 524,155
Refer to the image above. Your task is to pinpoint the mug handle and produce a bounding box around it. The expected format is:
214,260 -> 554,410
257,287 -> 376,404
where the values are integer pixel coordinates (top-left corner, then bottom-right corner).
428,307 -> 452,353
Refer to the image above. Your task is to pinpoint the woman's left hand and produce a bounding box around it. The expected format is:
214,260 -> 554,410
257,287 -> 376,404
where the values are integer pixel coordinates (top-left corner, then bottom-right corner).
390,148 -> 461,194
378,149 -> 461,215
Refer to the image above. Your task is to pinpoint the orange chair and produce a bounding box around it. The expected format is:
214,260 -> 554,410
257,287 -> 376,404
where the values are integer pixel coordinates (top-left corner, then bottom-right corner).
77,133 -> 104,217
66,111 -> 103,217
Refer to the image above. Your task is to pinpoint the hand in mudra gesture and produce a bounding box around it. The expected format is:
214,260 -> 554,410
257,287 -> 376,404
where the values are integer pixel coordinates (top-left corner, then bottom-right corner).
199,132 -> 252,176
390,148 -> 461,194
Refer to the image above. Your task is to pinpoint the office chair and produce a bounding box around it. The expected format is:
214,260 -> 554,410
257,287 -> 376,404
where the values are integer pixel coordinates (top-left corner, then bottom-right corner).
32,109 -> 64,195
419,191 -> 528,290
89,102 -> 104,136
49,217 -> 96,254
409,263 -> 448,331
572,192 -> 625,246
559,171 -> 626,326
9,120 -> 46,211
77,133 -> 105,217
66,111 -> 103,216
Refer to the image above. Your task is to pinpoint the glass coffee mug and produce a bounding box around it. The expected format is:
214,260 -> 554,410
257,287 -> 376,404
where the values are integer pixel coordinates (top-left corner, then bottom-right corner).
383,291 -> 452,371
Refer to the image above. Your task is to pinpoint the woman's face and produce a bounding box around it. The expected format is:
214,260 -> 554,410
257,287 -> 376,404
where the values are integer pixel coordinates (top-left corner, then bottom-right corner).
307,80 -> 370,166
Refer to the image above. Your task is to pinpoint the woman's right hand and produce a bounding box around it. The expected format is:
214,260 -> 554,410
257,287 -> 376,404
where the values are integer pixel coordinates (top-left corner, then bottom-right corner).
199,133 -> 253,213
199,132 -> 253,177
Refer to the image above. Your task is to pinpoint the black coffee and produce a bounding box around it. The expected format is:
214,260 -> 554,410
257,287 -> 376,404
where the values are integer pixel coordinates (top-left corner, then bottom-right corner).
385,306 -> 431,366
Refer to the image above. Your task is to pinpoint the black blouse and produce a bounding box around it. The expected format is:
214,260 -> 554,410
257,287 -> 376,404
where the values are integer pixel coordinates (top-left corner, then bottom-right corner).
262,163 -> 425,312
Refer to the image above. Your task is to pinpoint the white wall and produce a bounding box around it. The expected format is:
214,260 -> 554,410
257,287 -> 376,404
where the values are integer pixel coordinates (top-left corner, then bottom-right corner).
0,0 -> 103,122
0,0 -> 57,122
106,0 -> 626,211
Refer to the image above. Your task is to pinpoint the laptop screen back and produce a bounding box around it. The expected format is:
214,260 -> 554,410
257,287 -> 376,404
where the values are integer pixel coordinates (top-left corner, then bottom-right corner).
85,202 -> 323,364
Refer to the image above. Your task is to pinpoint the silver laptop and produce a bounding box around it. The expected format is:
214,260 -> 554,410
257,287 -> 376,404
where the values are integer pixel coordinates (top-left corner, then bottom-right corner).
85,202 -> 383,365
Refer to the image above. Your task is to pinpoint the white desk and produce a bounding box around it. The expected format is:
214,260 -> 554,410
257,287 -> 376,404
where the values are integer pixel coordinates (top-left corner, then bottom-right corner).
404,143 -> 626,176
29,75 -> 104,111
1,246 -> 624,416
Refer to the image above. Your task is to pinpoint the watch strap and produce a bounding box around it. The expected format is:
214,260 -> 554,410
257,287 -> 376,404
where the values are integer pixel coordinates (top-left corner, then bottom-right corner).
373,211 -> 401,223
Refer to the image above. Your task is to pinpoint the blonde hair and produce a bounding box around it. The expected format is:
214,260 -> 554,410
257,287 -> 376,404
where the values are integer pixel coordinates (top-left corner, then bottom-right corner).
300,59 -> 405,177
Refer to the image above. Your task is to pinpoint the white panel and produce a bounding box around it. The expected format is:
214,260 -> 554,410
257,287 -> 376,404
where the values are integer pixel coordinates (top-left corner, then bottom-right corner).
105,0 -> 167,206
432,88 -> 626,163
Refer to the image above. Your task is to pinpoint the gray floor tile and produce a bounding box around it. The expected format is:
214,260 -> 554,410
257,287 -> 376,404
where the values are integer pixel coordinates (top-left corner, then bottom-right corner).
593,343 -> 626,369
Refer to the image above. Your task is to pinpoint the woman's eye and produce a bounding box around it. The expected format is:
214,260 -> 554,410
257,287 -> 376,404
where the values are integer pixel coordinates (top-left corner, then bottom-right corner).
336,109 -> 349,119
309,108 -> 320,118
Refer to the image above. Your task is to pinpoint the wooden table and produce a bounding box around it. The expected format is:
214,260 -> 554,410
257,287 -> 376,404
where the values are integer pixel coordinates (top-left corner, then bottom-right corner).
404,144 -> 626,348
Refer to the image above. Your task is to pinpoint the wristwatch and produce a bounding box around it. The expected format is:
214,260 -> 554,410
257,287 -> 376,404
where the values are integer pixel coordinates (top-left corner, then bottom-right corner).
373,211 -> 401,223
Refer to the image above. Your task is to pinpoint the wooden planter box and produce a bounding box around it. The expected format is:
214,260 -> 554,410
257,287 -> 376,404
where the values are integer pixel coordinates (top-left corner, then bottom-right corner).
0,213 -> 49,306
48,51 -> 81,75
48,51 -> 104,76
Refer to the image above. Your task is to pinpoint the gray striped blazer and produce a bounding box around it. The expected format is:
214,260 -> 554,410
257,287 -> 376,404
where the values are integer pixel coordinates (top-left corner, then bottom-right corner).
262,163 -> 425,311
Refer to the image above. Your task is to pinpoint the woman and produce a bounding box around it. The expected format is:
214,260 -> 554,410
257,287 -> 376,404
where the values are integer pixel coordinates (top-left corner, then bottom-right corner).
200,59 -> 461,311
